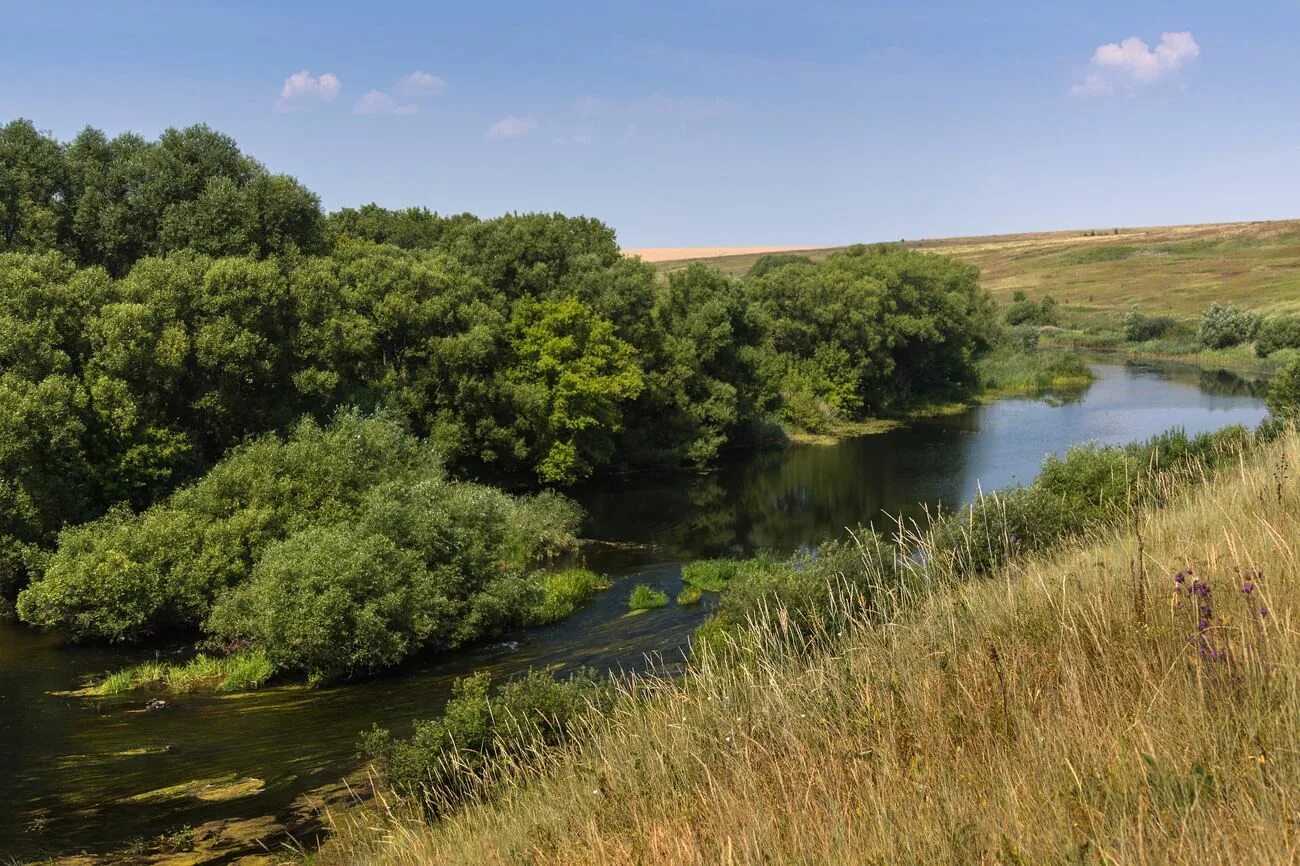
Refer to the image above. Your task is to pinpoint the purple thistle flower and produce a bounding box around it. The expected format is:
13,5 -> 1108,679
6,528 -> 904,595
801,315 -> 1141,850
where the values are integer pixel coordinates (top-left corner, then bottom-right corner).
1242,581 -> 1255,594
1198,619 -> 1210,632
1260,607 -> 1270,618
1174,571 -> 1187,584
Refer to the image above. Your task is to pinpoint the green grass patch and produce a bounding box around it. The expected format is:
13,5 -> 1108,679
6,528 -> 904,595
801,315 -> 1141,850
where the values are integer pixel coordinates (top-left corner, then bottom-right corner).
1055,245 -> 1138,266
976,349 -> 1094,396
627,585 -> 668,610
528,568 -> 611,625
681,558 -> 745,592
676,585 -> 704,606
92,649 -> 276,695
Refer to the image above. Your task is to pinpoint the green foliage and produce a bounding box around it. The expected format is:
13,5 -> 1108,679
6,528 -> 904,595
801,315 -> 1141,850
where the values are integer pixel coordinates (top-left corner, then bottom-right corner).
1254,316 -> 1300,357
1266,357 -> 1300,420
746,244 -> 995,429
1199,302 -> 1261,349
509,296 -> 644,483
1004,294 -> 1060,327
361,669 -> 614,809
527,568 -> 611,625
627,584 -> 669,610
1,120 -> 323,274
1122,307 -> 1178,342
18,413 -> 581,680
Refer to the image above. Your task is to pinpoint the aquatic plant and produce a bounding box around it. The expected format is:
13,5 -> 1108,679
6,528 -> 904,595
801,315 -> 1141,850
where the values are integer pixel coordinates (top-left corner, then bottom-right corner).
627,585 -> 668,610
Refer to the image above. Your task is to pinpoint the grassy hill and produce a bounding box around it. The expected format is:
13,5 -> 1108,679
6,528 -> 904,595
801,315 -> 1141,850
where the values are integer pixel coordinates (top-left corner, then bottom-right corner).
638,219 -> 1300,317
319,427 -> 1300,866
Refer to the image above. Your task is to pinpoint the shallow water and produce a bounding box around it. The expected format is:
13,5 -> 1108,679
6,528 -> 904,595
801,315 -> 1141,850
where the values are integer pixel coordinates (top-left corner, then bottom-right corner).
0,361 -> 1268,859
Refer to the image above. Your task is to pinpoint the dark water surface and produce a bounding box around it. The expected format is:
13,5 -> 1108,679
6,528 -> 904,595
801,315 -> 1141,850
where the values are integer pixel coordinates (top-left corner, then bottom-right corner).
0,362 -> 1267,860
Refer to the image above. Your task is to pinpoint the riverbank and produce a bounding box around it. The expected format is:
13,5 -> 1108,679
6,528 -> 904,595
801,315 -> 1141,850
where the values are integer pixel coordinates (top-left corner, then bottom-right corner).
314,425 -> 1300,866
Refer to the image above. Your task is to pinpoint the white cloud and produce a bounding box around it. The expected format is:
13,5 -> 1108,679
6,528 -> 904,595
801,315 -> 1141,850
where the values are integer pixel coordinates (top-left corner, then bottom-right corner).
1072,32 -> 1199,96
275,70 -> 341,111
487,114 -> 539,139
354,89 -> 419,116
396,70 -> 446,97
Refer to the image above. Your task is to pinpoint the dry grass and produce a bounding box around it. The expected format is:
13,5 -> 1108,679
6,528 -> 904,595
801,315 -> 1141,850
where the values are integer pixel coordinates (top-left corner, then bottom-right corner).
315,430 -> 1300,865
640,220 -> 1300,317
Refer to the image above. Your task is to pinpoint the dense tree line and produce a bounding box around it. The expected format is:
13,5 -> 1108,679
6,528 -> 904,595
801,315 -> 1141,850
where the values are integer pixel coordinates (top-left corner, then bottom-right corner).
1,120 -> 324,274
3,120 -> 998,650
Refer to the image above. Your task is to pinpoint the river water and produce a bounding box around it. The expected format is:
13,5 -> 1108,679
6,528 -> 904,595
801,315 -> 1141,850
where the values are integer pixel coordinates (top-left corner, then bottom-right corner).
0,361 -> 1268,860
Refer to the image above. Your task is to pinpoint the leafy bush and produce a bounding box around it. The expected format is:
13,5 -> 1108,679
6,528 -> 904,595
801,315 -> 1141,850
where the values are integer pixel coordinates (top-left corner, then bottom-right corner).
1199,303 -> 1261,349
1004,294 -> 1059,327
627,585 -> 668,610
1008,325 -> 1040,353
1266,357 -> 1300,419
1255,316 -> 1300,357
19,412 -> 582,680
1123,307 -> 1179,342
361,669 -> 613,810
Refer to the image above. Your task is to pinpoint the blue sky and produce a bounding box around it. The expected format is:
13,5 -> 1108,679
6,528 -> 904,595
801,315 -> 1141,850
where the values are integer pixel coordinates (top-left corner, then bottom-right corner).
4,1 -> 1299,247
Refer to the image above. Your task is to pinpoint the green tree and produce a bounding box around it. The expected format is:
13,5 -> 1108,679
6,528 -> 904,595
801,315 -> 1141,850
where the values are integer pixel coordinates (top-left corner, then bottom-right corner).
508,297 -> 644,482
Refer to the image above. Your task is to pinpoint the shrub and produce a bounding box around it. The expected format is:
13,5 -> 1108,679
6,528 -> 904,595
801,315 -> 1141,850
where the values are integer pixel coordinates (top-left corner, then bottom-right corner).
627,585 -> 668,610
19,412 -> 583,681
1009,325 -> 1040,353
1123,307 -> 1178,342
361,669 -> 614,810
1266,357 -> 1300,419
1199,303 -> 1261,349
205,527 -> 439,683
744,253 -> 813,280
676,585 -> 704,606
1004,294 -> 1059,327
1255,316 -> 1300,357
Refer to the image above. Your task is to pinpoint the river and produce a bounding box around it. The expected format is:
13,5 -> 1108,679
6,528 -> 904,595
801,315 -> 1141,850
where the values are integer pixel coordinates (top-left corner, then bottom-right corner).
0,361 -> 1269,861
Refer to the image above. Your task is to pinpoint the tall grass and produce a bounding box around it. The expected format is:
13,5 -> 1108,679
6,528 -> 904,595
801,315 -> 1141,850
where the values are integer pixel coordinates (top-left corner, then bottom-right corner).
316,428 -> 1300,865
92,649 -> 275,695
976,347 -> 1093,395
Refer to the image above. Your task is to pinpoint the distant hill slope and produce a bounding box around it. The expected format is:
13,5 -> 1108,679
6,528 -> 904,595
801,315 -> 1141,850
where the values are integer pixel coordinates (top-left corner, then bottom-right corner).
626,220 -> 1300,316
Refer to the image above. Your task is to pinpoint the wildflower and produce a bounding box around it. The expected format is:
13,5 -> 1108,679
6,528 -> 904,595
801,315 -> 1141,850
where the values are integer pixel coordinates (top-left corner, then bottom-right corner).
1242,581 -> 1255,594
1260,607 -> 1270,618
1174,570 -> 1187,584
1198,619 -> 1210,632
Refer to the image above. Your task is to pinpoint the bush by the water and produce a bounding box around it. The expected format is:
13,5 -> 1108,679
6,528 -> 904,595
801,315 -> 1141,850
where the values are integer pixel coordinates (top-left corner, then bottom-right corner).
1267,357 -> 1300,419
1003,292 -> 1059,327
361,669 -> 614,811
17,412 -> 581,680
1122,306 -> 1179,342
1199,302 -> 1261,349
1255,316 -> 1300,357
